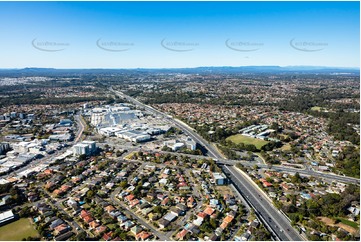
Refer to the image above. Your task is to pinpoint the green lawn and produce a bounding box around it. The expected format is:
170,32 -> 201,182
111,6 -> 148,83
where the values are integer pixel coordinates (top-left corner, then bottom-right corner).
0,218 -> 39,241
281,143 -> 291,151
82,203 -> 91,209
311,106 -> 321,111
337,217 -> 359,229
107,223 -> 118,230
226,134 -> 269,150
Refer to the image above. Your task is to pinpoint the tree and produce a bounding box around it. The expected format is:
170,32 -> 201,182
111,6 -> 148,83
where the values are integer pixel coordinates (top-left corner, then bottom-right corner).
115,150 -> 122,157
79,154 -> 87,161
153,206 -> 164,215
210,218 -> 217,229
76,232 -> 86,241
291,172 -> 302,184
86,190 -> 94,200
119,181 -> 128,189
253,227 -> 271,241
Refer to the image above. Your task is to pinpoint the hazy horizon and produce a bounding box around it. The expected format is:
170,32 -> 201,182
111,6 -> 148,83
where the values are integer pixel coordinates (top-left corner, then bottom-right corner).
0,65 -> 360,70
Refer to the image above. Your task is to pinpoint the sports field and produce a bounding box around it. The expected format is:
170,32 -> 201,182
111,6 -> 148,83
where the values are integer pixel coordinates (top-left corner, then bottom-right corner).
226,134 -> 269,150
0,218 -> 39,241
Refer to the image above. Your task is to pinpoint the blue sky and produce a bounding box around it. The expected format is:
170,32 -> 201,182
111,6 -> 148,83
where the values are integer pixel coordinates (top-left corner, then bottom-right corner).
0,1 -> 359,68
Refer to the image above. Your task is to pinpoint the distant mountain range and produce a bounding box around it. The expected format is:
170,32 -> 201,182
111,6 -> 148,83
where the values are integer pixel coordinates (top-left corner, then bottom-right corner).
0,66 -> 359,76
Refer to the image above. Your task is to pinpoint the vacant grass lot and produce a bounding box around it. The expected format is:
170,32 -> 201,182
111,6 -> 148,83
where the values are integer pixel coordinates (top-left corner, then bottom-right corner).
226,134 -> 269,150
281,143 -> 291,151
0,218 -> 39,241
311,106 -> 322,111
337,217 -> 359,229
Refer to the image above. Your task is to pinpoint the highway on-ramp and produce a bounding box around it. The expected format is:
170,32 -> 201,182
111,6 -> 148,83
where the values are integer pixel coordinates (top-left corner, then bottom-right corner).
218,160 -> 359,185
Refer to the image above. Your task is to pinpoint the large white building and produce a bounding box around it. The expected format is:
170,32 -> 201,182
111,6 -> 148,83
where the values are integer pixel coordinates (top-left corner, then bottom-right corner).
115,130 -> 151,143
73,141 -> 97,156
0,210 -> 15,225
12,141 -> 30,153
164,137 -> 197,151
90,105 -> 141,127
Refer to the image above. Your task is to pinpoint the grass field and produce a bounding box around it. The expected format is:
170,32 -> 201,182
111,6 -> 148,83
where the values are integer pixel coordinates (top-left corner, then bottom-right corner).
226,134 -> 269,150
215,185 -> 234,197
337,217 -> 359,229
124,151 -> 136,160
0,218 -> 39,241
318,216 -> 358,235
107,223 -> 118,230
311,106 -> 322,111
281,143 -> 291,151
82,203 -> 91,209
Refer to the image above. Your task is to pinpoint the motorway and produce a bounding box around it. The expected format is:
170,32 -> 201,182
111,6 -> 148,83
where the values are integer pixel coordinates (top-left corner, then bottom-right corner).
222,165 -> 303,241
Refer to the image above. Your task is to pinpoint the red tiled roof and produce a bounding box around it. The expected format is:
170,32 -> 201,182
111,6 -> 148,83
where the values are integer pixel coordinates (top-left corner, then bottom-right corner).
161,197 -> 169,205
80,209 -> 91,218
125,194 -> 135,201
103,231 -> 113,241
220,221 -> 229,230
105,205 -> 116,213
54,224 -> 67,232
129,199 -> 140,207
204,207 -> 215,216
223,215 -> 234,224
60,185 -> 71,192
89,220 -> 99,229
135,231 -> 151,241
83,215 -> 94,223
197,212 -> 207,219
176,229 -> 188,239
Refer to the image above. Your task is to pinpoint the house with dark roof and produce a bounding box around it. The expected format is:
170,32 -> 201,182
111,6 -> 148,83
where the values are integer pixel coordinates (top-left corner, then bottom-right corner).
54,224 -> 69,235
158,218 -> 170,229
50,218 -> 65,230
54,231 -> 74,241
